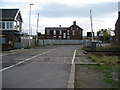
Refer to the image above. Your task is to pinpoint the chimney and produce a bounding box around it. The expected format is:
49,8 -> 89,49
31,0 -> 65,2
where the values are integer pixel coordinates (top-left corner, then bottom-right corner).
73,21 -> 76,25
59,25 -> 61,27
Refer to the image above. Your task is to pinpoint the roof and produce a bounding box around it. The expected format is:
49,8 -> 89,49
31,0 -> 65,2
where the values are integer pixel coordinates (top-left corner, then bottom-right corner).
45,21 -> 83,31
45,27 -> 68,30
0,9 -> 23,22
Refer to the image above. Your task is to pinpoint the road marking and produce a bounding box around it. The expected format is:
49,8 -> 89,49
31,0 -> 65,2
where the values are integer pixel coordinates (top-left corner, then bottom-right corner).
77,57 -> 82,64
72,50 -> 76,64
0,49 -> 55,72
68,49 -> 76,88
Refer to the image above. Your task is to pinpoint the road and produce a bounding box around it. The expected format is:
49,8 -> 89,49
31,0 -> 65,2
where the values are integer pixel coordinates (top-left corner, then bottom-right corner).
2,45 -> 81,88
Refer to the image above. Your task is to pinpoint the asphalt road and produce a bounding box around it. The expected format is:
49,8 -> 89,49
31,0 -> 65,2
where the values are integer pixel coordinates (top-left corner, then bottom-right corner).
2,45 -> 81,88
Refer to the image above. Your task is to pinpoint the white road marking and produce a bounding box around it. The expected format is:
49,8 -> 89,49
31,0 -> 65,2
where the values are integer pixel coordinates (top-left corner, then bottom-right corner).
68,49 -> 76,88
0,49 -> 55,72
72,50 -> 76,64
77,57 -> 82,64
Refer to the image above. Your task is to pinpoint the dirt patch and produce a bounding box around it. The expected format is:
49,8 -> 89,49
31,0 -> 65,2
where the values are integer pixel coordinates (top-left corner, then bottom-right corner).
75,64 -> 110,88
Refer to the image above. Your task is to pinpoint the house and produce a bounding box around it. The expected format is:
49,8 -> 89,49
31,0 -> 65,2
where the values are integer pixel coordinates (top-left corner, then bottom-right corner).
45,21 -> 83,40
115,2 -> 120,46
0,9 -> 23,50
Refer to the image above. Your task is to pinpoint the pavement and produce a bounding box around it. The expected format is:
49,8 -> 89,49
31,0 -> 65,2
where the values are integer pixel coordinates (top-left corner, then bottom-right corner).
1,45 -> 95,88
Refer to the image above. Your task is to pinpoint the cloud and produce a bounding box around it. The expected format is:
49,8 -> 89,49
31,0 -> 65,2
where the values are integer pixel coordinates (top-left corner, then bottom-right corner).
35,2 -> 117,18
0,0 -> 118,35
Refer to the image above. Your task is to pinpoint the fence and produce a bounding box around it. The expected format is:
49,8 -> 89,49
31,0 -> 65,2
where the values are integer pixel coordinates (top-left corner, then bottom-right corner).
38,39 -> 83,45
14,39 -> 36,49
14,39 -> 83,49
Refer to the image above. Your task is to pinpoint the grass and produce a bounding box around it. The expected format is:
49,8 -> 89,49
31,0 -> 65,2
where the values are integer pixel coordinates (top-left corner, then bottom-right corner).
87,53 -> 119,65
87,53 -> 119,88
75,65 -> 81,88
82,46 -> 92,51
82,45 -> 120,51
97,45 -> 120,51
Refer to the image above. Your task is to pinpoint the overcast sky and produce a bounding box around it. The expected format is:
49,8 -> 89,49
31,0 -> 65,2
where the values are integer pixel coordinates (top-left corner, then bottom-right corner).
0,0 -> 119,36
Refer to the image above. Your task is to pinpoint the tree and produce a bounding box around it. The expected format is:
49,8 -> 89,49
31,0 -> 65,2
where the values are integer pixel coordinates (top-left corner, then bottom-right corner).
97,28 -> 112,43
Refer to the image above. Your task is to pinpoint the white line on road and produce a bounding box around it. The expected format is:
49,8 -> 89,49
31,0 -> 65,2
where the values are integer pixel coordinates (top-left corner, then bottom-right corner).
77,57 -> 82,64
0,49 -> 55,72
72,50 -> 76,64
68,49 -> 76,88
67,50 -> 76,89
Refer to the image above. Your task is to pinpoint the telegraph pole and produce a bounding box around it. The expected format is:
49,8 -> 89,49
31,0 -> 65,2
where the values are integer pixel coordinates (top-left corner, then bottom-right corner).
90,9 -> 94,41
36,13 -> 39,46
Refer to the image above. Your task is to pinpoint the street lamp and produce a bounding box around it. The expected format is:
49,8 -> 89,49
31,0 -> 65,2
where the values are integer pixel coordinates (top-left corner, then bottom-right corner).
28,3 -> 34,48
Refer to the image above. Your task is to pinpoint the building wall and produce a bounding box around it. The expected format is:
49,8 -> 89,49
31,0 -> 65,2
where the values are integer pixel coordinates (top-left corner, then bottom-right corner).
115,11 -> 120,45
44,21 -> 83,40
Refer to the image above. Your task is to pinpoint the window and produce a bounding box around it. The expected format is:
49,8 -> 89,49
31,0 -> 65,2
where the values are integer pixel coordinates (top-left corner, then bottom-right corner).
63,33 -> 66,38
0,22 -> 13,29
67,30 -> 69,35
67,36 -> 70,39
53,36 -> 56,39
0,37 -> 6,44
59,30 -> 62,35
59,36 -> 62,39
0,22 -> 2,29
77,27 -> 78,30
54,30 -> 56,35
72,30 -> 75,35
2,22 -> 5,29
10,22 -> 13,29
47,30 -> 50,35
6,22 -> 9,29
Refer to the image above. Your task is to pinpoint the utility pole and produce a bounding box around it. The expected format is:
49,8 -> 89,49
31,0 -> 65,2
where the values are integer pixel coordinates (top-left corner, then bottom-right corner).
36,13 -> 39,46
28,3 -> 34,48
90,9 -> 94,41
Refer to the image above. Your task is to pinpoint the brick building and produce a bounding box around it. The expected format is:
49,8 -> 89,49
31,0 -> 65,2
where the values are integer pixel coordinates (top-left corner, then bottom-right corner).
115,2 -> 120,45
45,21 -> 83,40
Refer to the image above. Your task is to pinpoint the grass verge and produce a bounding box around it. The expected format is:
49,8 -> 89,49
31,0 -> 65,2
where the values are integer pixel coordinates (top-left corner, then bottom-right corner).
87,53 -> 119,88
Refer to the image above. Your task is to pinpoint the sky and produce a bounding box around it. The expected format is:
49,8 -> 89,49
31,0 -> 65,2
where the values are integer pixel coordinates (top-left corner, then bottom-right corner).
0,0 -> 119,36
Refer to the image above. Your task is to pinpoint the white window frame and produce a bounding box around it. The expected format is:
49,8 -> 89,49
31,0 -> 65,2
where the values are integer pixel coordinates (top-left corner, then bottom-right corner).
47,30 -> 50,35
77,27 -> 79,30
6,22 -> 9,29
72,30 -> 75,35
2,22 -> 5,29
67,36 -> 70,39
59,36 -> 62,39
53,36 -> 56,39
59,30 -> 62,35
54,30 -> 56,35
9,22 -> 13,29
63,33 -> 66,38
0,21 -> 13,30
67,30 -> 69,35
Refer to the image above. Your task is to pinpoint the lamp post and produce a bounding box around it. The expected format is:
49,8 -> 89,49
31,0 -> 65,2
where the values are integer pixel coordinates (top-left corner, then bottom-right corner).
28,3 -> 34,48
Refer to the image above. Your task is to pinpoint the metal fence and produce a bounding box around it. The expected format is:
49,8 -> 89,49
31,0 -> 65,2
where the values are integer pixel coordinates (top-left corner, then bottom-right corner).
38,39 -> 83,45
